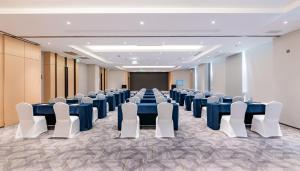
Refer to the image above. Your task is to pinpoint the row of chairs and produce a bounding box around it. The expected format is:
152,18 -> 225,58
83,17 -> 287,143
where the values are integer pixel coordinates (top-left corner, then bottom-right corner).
219,101 -> 283,137
16,102 -> 81,139
121,102 -> 175,138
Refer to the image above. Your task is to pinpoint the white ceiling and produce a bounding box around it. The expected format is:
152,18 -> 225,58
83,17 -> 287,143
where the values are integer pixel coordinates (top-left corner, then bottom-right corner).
0,1 -> 300,72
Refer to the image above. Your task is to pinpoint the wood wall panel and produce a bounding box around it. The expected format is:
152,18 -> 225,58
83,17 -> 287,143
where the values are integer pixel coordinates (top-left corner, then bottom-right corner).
4,55 -> 25,126
25,59 -> 41,103
4,36 -> 24,57
76,62 -> 79,94
56,55 -> 65,97
67,59 -> 74,97
43,52 -> 55,102
0,35 -> 4,127
25,43 -> 41,60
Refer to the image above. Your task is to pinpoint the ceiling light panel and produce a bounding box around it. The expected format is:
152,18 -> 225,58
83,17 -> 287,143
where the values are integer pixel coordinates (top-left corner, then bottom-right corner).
86,45 -> 203,52
122,66 -> 176,68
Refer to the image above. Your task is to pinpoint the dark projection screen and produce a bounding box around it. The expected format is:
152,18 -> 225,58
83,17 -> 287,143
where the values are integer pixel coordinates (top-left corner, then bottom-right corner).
130,72 -> 168,90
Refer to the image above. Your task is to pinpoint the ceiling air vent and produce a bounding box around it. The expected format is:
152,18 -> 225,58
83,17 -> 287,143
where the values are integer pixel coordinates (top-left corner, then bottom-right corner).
64,51 -> 78,56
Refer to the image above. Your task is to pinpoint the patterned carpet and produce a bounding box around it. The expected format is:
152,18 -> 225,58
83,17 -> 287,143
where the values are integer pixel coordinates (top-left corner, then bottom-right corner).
1,106 -> 300,171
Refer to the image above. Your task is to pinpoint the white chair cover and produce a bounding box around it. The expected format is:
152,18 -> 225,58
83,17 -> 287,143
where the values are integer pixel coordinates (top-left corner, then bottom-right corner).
53,102 -> 80,138
220,101 -> 248,137
96,93 -> 106,100
156,102 -> 175,138
251,101 -> 283,137
121,102 -> 139,138
232,96 -> 244,102
54,97 -> 66,103
15,103 -> 47,138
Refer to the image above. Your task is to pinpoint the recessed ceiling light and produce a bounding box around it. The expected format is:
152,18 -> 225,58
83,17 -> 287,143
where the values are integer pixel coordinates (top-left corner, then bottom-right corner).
283,21 -> 288,25
139,21 -> 144,25
211,20 -> 216,24
131,60 -> 138,64
47,42 -> 51,45
123,41 -> 127,45
87,42 -> 90,45
66,21 -> 71,25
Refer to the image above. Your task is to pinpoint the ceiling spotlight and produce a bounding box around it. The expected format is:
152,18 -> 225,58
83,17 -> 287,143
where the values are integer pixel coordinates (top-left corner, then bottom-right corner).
139,21 -> 145,25
123,41 -> 127,45
132,60 -> 138,64
47,42 -> 51,45
211,20 -> 216,24
87,42 -> 90,45
238,41 -> 242,44
283,21 -> 288,25
66,21 -> 71,25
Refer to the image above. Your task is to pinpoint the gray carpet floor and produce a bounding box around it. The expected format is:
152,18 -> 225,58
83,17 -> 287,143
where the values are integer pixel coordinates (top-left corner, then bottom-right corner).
1,106 -> 300,171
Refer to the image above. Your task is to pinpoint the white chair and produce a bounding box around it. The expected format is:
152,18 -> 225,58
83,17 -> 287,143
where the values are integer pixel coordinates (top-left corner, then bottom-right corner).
53,102 -> 80,138
156,96 -> 166,104
88,91 -> 96,96
121,102 -> 139,138
156,102 -> 175,138
251,101 -> 283,137
220,101 -> 248,137
233,96 -> 244,102
75,93 -> 85,99
54,97 -> 66,103
49,98 -> 55,103
81,97 -> 98,123
15,103 -> 47,138
202,96 -> 220,120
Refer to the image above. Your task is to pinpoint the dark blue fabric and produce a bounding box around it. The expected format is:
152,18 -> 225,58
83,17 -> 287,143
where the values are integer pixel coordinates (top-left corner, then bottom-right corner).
126,90 -> 130,99
143,95 -> 155,98
66,99 -> 79,104
222,97 -> 233,103
93,99 -> 107,118
88,95 -> 96,99
118,103 -> 179,131
120,92 -> 125,103
170,90 -> 173,99
185,95 -> 194,111
175,92 -> 180,103
207,102 -> 266,130
141,98 -> 156,103
179,94 -> 187,106
106,95 -> 116,111
192,98 -> 208,118
114,93 -> 121,107
32,103 -> 93,131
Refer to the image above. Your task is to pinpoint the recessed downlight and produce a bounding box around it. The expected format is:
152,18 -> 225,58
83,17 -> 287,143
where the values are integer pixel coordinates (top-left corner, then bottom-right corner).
211,20 -> 216,24
47,42 -> 51,45
283,21 -> 288,25
139,21 -> 145,25
66,21 -> 71,25
131,60 -> 138,64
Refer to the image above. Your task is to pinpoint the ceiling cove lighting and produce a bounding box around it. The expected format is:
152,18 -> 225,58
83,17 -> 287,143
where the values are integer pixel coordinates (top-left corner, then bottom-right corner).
211,20 -> 216,24
188,45 -> 222,62
139,21 -> 145,25
283,21 -> 288,24
131,60 -> 138,64
86,45 -> 203,52
69,45 -> 111,63
122,66 -> 175,69
66,21 -> 71,25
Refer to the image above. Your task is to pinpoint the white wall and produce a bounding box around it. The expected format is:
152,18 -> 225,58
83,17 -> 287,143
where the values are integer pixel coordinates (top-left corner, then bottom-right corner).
87,64 -> 100,92
198,64 -> 209,92
225,53 -> 243,96
107,70 -> 128,89
245,42 -> 275,102
211,58 -> 226,94
171,70 -> 193,89
78,63 -> 88,95
273,29 -> 300,128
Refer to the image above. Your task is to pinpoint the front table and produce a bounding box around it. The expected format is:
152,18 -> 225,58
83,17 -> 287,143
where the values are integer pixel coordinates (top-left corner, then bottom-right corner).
118,103 -> 179,130
207,102 -> 266,130
32,103 -> 93,131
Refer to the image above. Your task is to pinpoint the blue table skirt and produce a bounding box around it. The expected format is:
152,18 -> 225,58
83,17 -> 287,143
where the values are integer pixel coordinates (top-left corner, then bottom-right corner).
222,97 -> 233,103
66,99 -> 79,104
179,94 -> 187,106
93,99 -> 107,118
143,95 -> 155,99
120,92 -> 125,103
118,103 -> 179,131
106,95 -> 116,111
32,103 -> 93,131
185,95 -> 194,111
193,98 -> 208,118
175,92 -> 180,103
141,98 -> 156,103
125,90 -> 130,99
114,93 -> 121,107
207,102 -> 266,130
169,90 -> 173,99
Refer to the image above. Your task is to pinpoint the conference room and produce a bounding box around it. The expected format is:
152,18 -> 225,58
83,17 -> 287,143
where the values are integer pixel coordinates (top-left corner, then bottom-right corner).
0,0 -> 300,170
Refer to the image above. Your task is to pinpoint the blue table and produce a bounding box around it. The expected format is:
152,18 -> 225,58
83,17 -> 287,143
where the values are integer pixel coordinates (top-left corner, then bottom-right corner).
32,103 -> 93,131
125,90 -> 130,99
93,99 -> 107,118
66,99 -> 79,104
175,92 -> 180,103
118,103 -> 179,131
143,95 -> 155,99
106,95 -> 116,111
222,97 -> 233,103
114,93 -> 121,107
141,98 -> 156,103
169,90 -> 173,99
185,95 -> 194,111
193,98 -> 208,118
179,93 -> 187,106
120,92 -> 125,103
207,102 -> 266,130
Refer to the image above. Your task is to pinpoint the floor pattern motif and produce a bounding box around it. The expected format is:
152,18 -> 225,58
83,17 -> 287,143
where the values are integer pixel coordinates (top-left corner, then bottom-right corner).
1,106 -> 300,170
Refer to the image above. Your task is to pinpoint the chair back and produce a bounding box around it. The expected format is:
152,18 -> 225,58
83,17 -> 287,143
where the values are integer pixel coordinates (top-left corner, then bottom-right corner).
107,92 -> 114,96
55,97 -> 66,103
53,102 -> 70,121
233,96 -> 244,102
156,96 -> 166,104
264,101 -> 283,122
75,93 -> 85,99
88,91 -> 96,96
157,102 -> 173,120
194,93 -> 204,99
230,101 -> 247,121
122,102 -> 138,120
16,103 -> 34,123
49,98 -> 55,103
96,93 -> 106,99
81,97 -> 93,104
207,96 -> 219,103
